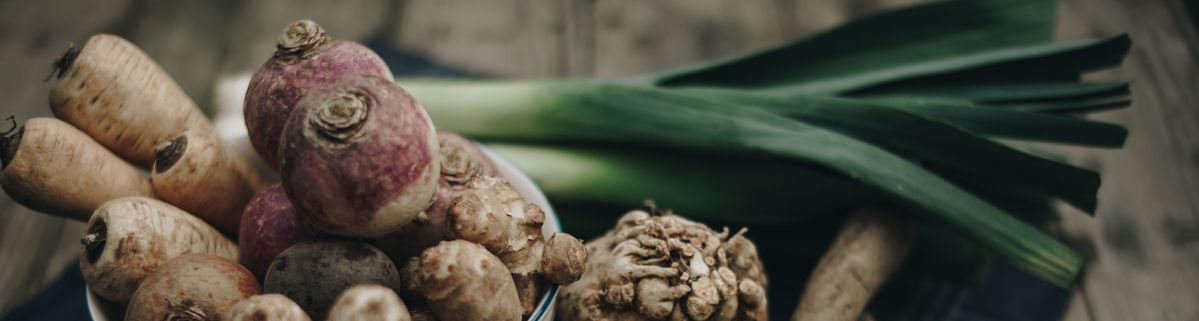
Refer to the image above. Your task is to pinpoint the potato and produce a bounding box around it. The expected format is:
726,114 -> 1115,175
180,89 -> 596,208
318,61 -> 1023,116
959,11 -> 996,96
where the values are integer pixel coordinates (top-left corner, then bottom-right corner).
264,239 -> 402,320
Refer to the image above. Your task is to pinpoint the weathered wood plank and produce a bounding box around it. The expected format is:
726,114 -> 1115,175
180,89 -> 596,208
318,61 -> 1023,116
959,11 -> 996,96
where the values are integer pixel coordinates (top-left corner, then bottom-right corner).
1054,0 -> 1199,320
0,0 -> 130,316
388,0 -> 575,78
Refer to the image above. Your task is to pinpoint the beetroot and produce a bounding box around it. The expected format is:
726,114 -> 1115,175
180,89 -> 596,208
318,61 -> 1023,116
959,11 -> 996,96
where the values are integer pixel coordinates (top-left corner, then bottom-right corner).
239,183 -> 319,280
244,19 -> 393,169
375,132 -> 497,260
280,75 -> 439,237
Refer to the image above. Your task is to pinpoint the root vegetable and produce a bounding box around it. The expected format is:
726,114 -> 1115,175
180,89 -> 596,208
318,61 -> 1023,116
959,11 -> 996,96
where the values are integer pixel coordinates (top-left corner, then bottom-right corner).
239,183 -> 319,280
0,117 -> 153,221
125,253 -> 259,321
245,19 -> 394,169
264,240 -> 402,320
280,75 -> 439,237
376,131 -> 497,261
558,210 -> 768,321
227,294 -> 312,321
152,130 -> 262,237
327,284 -> 412,321
400,240 -> 522,321
791,208 -> 916,321
446,175 -> 587,316
79,197 -> 238,302
47,34 -> 215,167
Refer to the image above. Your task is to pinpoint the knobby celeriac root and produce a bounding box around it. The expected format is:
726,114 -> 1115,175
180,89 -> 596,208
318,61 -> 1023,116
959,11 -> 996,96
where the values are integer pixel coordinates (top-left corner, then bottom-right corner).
79,197 -> 238,303
446,175 -> 587,316
790,208 -> 917,321
48,34 -> 216,167
226,294 -> 312,321
401,240 -> 522,321
0,117 -> 153,221
327,284 -> 413,321
558,210 -> 768,321
152,130 -> 261,237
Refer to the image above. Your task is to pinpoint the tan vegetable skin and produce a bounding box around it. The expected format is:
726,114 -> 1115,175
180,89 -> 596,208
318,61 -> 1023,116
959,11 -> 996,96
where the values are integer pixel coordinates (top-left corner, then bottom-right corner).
1,117 -> 153,221
327,284 -> 413,321
152,130 -> 261,237
80,197 -> 238,303
791,208 -> 917,321
447,175 -> 587,316
402,240 -> 522,321
558,211 -> 768,321
226,294 -> 312,321
48,34 -> 216,167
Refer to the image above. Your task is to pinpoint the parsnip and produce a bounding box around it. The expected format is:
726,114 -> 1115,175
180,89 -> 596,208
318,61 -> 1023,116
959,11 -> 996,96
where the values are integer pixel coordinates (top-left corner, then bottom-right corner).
790,208 -> 917,321
1,117 -> 153,221
48,34 -> 215,167
80,197 -> 238,303
152,130 -> 261,237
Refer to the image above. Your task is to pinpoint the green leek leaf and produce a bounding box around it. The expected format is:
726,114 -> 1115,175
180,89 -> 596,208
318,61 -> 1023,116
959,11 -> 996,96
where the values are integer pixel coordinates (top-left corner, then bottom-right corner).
679,89 -> 1102,213
405,80 -> 1085,287
643,0 -> 1056,93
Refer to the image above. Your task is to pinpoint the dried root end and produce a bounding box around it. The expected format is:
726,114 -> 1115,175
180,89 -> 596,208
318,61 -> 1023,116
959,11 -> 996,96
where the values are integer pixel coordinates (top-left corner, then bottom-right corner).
153,135 -> 188,173
82,218 -> 107,265
1,116 -> 23,171
311,90 -> 371,142
45,43 -> 79,81
275,20 -> 331,62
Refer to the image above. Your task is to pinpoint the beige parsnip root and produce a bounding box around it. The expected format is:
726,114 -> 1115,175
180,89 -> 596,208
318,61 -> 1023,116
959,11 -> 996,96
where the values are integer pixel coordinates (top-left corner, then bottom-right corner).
327,284 -> 413,321
447,175 -> 588,316
79,197 -> 238,303
0,117 -> 153,221
226,294 -> 312,321
558,210 -> 768,321
152,130 -> 261,237
48,34 -> 215,167
402,240 -> 522,321
791,208 -> 917,321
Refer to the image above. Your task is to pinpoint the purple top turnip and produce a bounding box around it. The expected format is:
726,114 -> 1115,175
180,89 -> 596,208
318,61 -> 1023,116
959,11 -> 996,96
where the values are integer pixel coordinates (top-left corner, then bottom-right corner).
239,183 -> 319,280
244,20 -> 394,169
280,75 -> 439,237
375,131 -> 498,261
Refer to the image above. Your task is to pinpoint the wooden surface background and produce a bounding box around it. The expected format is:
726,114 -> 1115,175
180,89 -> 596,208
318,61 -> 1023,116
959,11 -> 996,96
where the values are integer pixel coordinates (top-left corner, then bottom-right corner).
1,0 -> 1195,320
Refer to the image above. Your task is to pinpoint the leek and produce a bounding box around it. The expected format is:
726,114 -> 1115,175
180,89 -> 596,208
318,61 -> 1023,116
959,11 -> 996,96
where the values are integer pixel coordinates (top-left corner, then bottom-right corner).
388,0 -> 1131,289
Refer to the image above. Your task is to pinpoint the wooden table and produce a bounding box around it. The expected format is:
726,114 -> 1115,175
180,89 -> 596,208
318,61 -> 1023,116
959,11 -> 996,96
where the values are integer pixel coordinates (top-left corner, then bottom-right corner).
1,0 -> 1194,320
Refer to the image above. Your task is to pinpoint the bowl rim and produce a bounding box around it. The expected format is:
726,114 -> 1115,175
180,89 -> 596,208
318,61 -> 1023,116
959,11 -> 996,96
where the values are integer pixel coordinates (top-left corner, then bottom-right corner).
86,141 -> 562,321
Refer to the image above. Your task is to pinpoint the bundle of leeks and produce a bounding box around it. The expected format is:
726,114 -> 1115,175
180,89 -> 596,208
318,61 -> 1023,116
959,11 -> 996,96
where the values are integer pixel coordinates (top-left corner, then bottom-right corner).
397,0 -> 1129,290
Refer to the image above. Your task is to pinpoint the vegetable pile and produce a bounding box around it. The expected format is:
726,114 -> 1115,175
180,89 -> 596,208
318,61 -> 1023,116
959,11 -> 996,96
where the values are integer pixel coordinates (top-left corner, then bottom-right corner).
3,19 -> 596,321
0,0 -> 1131,320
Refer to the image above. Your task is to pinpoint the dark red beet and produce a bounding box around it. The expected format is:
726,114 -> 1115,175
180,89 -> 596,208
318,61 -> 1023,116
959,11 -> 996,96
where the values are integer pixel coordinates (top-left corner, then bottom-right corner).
239,183 -> 318,280
280,75 -> 439,237
244,20 -> 393,169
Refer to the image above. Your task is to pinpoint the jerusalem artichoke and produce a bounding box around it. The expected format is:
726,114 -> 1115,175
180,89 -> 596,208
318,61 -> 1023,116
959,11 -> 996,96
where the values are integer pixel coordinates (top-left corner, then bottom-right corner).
401,240 -> 522,321
446,175 -> 587,316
